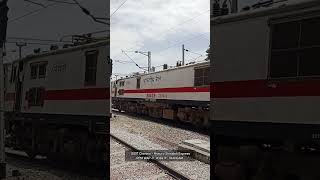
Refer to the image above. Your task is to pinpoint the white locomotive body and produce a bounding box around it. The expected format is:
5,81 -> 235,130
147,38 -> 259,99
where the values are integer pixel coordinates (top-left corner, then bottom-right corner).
211,0 -> 320,179
5,41 -> 110,116
112,61 -> 210,127
211,0 -> 320,144
4,40 -> 111,164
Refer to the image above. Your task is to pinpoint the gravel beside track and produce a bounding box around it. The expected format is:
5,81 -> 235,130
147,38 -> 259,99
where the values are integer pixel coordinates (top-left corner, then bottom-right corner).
4,148 -> 105,180
110,113 -> 210,180
111,112 -> 209,150
110,138 -> 175,180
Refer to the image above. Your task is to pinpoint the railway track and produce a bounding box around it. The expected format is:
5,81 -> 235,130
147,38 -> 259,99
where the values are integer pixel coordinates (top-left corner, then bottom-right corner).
5,147 -> 106,179
110,115 -> 210,180
112,109 -> 209,136
110,135 -> 190,180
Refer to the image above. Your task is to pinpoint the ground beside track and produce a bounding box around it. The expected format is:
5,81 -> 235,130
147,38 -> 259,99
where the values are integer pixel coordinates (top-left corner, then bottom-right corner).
4,148 -> 105,180
110,112 -> 210,180
110,138 -> 176,180
111,112 -> 209,150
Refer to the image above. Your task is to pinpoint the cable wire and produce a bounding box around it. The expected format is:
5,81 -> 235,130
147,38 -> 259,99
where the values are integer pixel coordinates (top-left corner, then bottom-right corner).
110,0 -> 129,17
7,37 -> 71,43
185,49 -> 203,56
24,0 -> 46,7
121,50 -> 147,71
39,0 -> 76,4
111,9 -> 209,59
72,0 -> 109,25
6,41 -> 60,46
8,3 -> 57,23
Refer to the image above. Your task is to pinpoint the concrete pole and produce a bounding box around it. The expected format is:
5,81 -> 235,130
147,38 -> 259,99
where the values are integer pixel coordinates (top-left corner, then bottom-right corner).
0,0 -> 8,178
147,51 -> 151,72
231,0 -> 238,13
0,45 -> 5,179
16,42 -> 26,59
182,44 -> 185,66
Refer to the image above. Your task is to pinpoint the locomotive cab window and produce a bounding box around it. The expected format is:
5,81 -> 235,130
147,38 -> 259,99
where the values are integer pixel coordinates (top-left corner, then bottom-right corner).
119,81 -> 125,87
136,77 -> 141,89
11,65 -> 17,82
194,67 -> 209,86
28,87 -> 45,106
38,63 -> 47,78
30,62 -> 47,79
85,50 -> 98,86
270,16 -> 320,78
30,64 -> 37,79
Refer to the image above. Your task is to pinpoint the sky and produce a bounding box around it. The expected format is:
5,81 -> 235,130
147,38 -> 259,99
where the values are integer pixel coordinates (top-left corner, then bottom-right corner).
110,0 -> 210,78
3,0 -> 260,78
110,0 -> 259,78
5,0 -> 109,62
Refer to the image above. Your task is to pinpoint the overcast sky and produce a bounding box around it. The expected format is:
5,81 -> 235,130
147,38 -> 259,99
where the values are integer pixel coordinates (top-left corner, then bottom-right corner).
110,0 -> 260,78
5,0 -> 109,62
110,0 -> 210,78
4,0 -> 260,77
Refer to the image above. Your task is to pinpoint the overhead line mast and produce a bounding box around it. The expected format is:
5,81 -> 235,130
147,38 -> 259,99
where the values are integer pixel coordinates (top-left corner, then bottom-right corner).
0,0 -> 8,178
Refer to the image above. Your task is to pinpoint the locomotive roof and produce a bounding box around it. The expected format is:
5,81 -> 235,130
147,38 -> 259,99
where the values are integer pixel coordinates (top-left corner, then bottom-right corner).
117,60 -> 209,81
211,0 -> 320,25
9,39 -> 109,64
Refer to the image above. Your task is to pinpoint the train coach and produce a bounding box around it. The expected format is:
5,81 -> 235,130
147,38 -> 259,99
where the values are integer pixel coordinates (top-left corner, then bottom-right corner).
112,60 -> 210,128
211,0 -> 320,179
4,39 -> 111,165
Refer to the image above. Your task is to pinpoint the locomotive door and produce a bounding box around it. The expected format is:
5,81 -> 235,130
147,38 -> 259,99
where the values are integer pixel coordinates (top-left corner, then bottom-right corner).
14,82 -> 22,111
114,81 -> 117,97
14,62 -> 23,112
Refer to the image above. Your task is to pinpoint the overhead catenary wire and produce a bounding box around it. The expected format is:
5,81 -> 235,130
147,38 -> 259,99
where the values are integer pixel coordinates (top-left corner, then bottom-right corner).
7,37 -> 72,43
24,0 -> 46,7
185,54 -> 204,63
154,9 -> 209,41
39,0 -> 76,5
87,29 -> 109,34
111,9 -> 209,59
132,32 -> 209,63
72,0 -> 109,25
8,2 -> 58,23
6,41 -> 62,46
113,59 -> 134,64
121,50 -> 147,71
110,0 -> 129,17
185,49 -> 203,56
156,33 -> 209,54
112,31 -> 209,63
112,32 -> 208,70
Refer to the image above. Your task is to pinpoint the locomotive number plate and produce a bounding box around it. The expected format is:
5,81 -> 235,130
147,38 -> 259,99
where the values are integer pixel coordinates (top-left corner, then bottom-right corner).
146,93 -> 167,99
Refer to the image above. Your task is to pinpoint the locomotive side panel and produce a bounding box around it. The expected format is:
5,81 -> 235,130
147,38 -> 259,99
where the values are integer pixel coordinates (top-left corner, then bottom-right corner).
116,62 -> 210,102
211,6 -> 320,125
211,16 -> 269,82
20,44 -> 110,117
113,62 -> 210,127
4,41 -> 110,164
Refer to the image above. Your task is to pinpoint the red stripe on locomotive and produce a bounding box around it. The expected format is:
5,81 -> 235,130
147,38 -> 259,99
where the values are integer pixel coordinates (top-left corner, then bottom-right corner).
211,79 -> 320,98
123,86 -> 210,94
5,93 -> 15,101
45,88 -> 110,100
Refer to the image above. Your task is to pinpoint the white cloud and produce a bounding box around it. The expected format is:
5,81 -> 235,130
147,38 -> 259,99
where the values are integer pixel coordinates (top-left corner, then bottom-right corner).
111,0 -> 210,77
